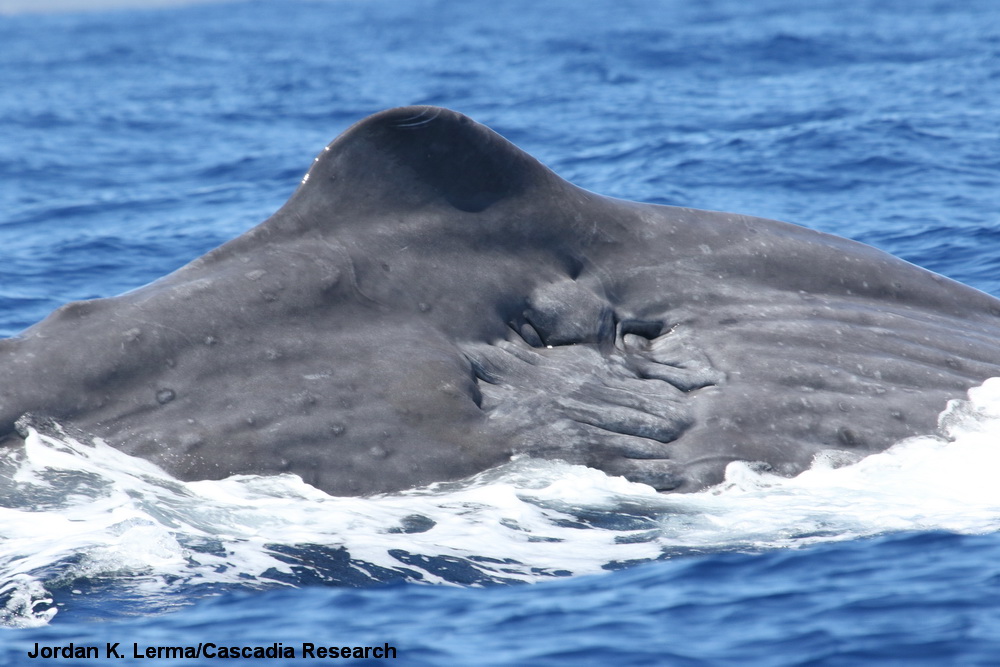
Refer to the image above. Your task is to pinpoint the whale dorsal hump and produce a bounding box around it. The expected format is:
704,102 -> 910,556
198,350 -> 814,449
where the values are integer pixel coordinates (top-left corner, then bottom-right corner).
300,106 -> 552,215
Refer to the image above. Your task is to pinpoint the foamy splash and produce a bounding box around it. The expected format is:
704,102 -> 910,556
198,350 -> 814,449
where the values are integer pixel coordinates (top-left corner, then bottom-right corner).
2,378 -> 999,627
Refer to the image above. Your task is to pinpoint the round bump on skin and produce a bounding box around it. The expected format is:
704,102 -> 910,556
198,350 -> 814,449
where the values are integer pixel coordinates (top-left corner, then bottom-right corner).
156,389 -> 176,405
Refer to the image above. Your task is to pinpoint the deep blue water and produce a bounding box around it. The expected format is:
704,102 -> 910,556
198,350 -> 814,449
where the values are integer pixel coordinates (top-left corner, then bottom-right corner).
9,532 -> 1000,666
2,0 -> 1000,664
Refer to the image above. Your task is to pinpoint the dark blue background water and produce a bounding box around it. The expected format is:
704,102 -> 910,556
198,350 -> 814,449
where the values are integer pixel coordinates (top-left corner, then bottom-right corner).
2,0 -> 1000,664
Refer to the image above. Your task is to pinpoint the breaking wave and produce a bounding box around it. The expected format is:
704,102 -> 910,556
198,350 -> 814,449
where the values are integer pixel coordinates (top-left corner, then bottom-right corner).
2,378 -> 999,628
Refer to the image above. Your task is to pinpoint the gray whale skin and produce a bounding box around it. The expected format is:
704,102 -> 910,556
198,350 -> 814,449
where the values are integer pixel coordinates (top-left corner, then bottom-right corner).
3,106 -> 1000,496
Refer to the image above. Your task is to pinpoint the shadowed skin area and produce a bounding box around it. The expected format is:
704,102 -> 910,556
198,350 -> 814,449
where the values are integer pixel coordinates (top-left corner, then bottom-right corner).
2,106 -> 1000,495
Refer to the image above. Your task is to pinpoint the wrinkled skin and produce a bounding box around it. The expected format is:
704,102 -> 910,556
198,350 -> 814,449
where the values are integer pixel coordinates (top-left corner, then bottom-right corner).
2,106 -> 1000,495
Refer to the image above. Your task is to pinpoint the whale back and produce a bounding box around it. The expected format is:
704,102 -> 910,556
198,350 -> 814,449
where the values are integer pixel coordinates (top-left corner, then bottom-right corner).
2,106 -> 1000,495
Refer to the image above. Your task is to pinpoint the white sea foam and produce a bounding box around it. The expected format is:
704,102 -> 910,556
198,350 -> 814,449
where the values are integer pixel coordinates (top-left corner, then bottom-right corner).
2,378 -> 999,627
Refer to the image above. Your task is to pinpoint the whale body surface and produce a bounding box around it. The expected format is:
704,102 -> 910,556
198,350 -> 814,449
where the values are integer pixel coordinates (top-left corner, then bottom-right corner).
2,106 -> 999,495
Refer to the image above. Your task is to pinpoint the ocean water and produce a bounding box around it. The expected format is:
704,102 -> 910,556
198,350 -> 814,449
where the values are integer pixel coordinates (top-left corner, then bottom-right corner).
1,0 -> 999,664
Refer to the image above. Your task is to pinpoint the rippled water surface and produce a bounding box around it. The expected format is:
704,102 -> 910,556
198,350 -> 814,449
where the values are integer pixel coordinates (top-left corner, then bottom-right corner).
1,0 -> 1000,664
